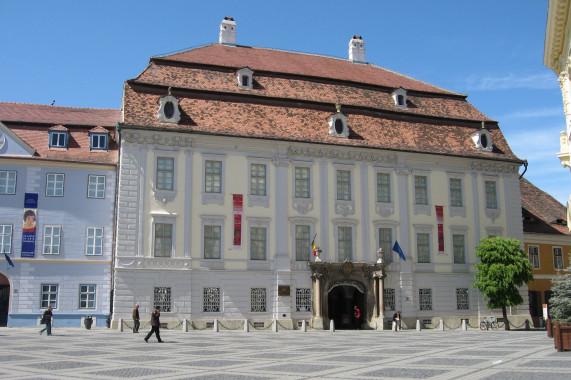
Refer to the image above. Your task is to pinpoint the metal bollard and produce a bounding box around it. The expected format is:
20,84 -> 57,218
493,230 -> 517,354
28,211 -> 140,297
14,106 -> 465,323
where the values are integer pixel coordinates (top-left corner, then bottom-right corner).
439,319 -> 444,331
214,319 -> 219,332
183,319 -> 188,332
462,319 -> 467,331
302,320 -> 307,332
118,318 -> 123,332
330,320 -> 335,332
244,319 -> 249,332
273,319 -> 278,332
416,319 -> 422,331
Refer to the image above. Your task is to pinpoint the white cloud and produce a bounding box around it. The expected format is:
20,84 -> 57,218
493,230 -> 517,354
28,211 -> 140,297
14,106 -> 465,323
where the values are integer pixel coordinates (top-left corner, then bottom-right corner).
498,107 -> 564,120
463,72 -> 558,91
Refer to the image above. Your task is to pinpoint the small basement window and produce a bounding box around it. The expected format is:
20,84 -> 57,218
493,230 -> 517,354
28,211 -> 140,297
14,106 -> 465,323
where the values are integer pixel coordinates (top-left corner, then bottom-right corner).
237,67 -> 254,90
157,93 -> 181,124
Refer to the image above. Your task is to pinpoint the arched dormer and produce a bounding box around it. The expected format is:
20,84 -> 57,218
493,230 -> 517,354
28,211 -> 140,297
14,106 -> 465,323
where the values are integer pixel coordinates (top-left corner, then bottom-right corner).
157,92 -> 181,124
392,87 -> 408,108
470,122 -> 493,152
328,103 -> 349,138
237,67 -> 254,89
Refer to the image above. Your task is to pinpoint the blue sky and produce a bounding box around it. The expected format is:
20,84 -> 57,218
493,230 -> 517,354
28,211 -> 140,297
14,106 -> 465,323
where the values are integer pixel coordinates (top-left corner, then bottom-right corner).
1,0 -> 569,205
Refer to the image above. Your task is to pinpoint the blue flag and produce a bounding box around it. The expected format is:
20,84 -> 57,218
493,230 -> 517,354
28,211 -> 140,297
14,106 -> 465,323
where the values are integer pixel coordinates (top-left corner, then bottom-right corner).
392,240 -> 406,261
4,253 -> 14,268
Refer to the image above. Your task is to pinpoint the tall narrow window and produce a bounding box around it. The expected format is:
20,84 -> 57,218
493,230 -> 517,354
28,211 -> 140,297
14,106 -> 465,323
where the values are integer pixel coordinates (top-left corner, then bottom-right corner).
336,170 -> 351,201
338,226 -> 353,261
295,288 -> 312,312
86,227 -> 104,256
417,233 -> 430,263
250,227 -> 266,260
295,167 -> 310,198
46,173 -> 64,197
250,163 -> 266,196
0,225 -> 13,254
79,284 -> 96,309
295,225 -> 311,261
456,288 -> 469,310
154,223 -> 172,257
485,181 -> 498,209
419,288 -> 432,310
203,287 -> 221,312
528,245 -> 539,269
205,160 -> 222,193
453,234 -> 465,264
251,288 -> 267,312
377,173 -> 391,203
553,247 -> 564,269
41,284 -> 58,308
0,170 -> 17,195
154,287 -> 171,312
378,228 -> 393,263
156,157 -> 174,191
204,225 -> 221,259
87,175 -> 106,199
43,226 -> 61,255
414,176 -> 428,205
449,178 -> 463,207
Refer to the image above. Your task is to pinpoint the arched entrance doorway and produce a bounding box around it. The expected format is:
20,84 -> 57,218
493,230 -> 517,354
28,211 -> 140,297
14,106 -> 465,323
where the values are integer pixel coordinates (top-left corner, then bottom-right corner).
0,273 -> 10,326
328,283 -> 365,329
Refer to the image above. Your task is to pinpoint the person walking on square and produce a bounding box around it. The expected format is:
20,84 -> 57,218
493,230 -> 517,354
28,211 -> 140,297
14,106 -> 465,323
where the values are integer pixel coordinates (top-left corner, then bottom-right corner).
392,311 -> 401,331
132,304 -> 140,333
353,305 -> 361,330
39,306 -> 53,336
144,306 -> 163,343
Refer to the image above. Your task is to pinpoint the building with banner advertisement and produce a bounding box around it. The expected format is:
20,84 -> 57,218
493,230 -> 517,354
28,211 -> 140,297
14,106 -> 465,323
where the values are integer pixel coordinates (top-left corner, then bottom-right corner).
111,18 -> 531,330
0,103 -> 121,327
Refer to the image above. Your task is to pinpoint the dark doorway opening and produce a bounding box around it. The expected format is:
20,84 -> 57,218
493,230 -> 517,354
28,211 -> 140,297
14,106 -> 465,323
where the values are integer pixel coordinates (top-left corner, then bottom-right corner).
328,285 -> 365,329
0,274 -> 10,326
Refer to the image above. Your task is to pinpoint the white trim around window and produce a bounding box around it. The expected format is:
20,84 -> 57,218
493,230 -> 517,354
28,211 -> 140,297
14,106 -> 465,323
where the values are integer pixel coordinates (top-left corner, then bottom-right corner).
0,170 -> 17,195
202,154 -> 225,205
483,177 -> 501,221
45,173 -> 65,197
447,173 -> 466,217
375,169 -> 394,217
373,220 -> 398,265
200,214 -> 225,269
412,170 -> 431,216
553,246 -> 564,269
85,227 -> 104,256
246,217 -> 271,270
87,174 -> 106,199
153,152 -> 178,204
247,158 -> 270,207
333,164 -> 355,217
289,216 -> 317,269
332,218 -> 358,262
42,225 -> 62,255
450,226 -> 469,270
413,224 -> 433,268
291,162 -> 314,214
0,224 -> 13,254
151,214 -> 176,258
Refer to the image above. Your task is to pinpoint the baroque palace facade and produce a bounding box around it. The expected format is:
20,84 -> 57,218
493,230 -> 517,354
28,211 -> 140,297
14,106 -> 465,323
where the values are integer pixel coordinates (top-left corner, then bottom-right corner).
111,18 -> 529,329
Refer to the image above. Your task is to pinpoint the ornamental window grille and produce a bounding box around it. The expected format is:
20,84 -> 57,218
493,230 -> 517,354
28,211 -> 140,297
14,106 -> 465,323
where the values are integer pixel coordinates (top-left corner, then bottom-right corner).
377,173 -> 391,203
0,170 -> 17,195
553,247 -> 564,269
528,245 -> 539,269
154,287 -> 171,312
453,234 -> 466,264
384,288 -> 395,311
456,288 -> 469,310
294,167 -> 310,198
250,288 -> 266,312
295,288 -> 312,312
295,225 -> 310,261
414,175 -> 428,205
250,163 -> 267,196
419,288 -> 432,310
449,178 -> 463,207
379,228 -> 393,263
336,170 -> 351,201
203,287 -> 221,312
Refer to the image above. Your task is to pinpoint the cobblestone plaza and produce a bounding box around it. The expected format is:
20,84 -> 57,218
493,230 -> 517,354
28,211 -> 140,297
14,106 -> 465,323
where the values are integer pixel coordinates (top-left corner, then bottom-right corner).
0,327 -> 568,379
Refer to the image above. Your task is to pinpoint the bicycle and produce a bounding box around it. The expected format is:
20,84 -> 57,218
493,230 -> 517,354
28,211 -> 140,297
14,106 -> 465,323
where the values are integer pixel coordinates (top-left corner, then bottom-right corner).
480,317 -> 498,330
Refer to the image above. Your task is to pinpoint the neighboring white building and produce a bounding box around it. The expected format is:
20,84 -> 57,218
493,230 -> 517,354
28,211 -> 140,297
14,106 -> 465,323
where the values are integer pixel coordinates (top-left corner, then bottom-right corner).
112,19 -> 529,330
0,103 -> 121,327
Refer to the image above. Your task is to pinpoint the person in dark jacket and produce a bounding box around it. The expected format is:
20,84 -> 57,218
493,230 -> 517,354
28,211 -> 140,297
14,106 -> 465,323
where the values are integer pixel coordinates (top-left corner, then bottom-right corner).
392,311 -> 401,331
353,306 -> 361,330
144,306 -> 163,343
132,304 -> 140,333
39,306 -> 53,336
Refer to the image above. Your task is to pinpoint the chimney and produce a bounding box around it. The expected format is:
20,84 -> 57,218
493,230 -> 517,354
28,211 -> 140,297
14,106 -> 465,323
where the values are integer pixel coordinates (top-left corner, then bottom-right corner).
348,35 -> 365,63
219,17 -> 236,46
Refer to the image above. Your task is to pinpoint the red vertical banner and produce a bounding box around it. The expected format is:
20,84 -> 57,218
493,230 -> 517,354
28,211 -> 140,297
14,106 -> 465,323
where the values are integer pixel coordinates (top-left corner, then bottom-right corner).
436,205 -> 444,254
233,194 -> 243,249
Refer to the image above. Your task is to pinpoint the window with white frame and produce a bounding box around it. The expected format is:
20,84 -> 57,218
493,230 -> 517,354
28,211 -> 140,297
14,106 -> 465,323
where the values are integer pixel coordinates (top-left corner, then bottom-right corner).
0,170 -> 17,195
295,225 -> 311,261
203,287 -> 221,312
416,233 -> 431,263
419,288 -> 432,310
45,173 -> 64,197
485,181 -> 498,209
377,172 -> 391,203
250,227 -> 267,260
205,160 -> 222,193
336,170 -> 351,201
250,163 -> 266,196
528,245 -> 539,269
156,157 -> 174,191
294,167 -> 310,198
154,287 -> 171,312
0,225 -> 13,254
49,131 -> 68,148
87,175 -> 106,199
86,227 -> 103,256
154,223 -> 173,257
204,225 -> 221,259
295,288 -> 312,312
79,284 -> 96,309
453,234 -> 466,264
456,288 -> 469,310
384,288 -> 396,311
251,288 -> 267,312
414,175 -> 428,205
41,284 -> 58,308
449,178 -> 463,207
378,228 -> 393,263
553,247 -> 564,269
90,133 -> 108,151
338,226 -> 353,261
43,226 -> 61,255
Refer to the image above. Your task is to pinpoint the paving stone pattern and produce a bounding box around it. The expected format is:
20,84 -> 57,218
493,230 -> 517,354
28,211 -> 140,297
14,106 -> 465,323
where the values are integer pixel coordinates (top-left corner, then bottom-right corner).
0,327 -> 568,379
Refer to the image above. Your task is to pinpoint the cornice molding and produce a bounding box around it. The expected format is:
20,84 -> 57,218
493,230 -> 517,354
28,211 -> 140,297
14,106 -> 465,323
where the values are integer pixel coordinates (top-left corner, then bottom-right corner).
123,131 -> 192,148
287,145 -> 397,164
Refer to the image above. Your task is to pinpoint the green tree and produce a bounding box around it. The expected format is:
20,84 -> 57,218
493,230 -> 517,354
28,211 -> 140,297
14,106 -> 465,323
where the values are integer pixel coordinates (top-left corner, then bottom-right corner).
549,259 -> 571,323
473,236 -> 534,330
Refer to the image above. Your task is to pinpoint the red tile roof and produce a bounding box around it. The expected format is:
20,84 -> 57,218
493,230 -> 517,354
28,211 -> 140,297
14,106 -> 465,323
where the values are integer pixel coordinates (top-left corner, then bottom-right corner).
520,178 -> 570,235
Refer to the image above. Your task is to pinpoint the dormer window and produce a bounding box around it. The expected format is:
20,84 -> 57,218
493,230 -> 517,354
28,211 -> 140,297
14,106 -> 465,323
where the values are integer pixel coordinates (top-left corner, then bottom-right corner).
90,127 -> 109,151
470,123 -> 493,152
328,103 -> 349,138
157,93 -> 181,124
237,67 -> 253,89
49,126 -> 69,148
392,88 -> 408,108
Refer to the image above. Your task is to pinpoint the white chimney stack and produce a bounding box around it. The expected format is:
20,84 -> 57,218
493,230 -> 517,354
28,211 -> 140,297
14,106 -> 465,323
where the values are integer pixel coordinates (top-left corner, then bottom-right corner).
348,35 -> 365,63
219,17 -> 236,46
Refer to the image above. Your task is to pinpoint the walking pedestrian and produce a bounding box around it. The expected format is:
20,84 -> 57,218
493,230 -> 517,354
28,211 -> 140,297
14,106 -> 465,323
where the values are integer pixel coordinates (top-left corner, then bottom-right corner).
39,306 -> 53,336
392,311 -> 401,331
132,304 -> 140,333
353,305 -> 361,330
144,306 -> 163,343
